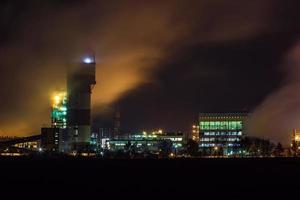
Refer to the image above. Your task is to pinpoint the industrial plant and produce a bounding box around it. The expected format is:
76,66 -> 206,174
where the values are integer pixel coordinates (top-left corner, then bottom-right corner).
0,56 -> 296,158
0,56 -> 96,155
47,56 -> 97,153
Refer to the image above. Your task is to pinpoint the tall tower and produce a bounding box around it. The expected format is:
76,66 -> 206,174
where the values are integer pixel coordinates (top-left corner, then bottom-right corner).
113,105 -> 121,138
67,56 -> 96,152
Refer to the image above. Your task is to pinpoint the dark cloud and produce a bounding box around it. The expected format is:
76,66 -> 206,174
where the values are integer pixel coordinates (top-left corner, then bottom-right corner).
117,32 -> 297,134
248,40 -> 300,144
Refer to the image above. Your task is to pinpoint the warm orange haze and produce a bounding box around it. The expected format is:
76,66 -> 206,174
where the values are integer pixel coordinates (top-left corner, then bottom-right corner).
0,1 -> 300,146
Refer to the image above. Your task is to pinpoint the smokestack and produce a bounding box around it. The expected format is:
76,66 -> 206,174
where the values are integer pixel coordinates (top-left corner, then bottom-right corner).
66,56 -> 96,152
113,105 -> 121,138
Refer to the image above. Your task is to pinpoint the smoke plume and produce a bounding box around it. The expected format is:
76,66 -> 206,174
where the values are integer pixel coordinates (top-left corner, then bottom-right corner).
248,41 -> 300,145
0,0 -> 282,136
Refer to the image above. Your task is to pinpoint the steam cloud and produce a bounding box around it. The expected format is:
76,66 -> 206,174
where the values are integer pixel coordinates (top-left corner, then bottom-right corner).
248,42 -> 300,145
0,0 -> 283,136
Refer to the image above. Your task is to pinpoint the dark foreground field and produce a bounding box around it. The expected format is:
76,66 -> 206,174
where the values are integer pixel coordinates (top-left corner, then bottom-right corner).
0,157 -> 299,196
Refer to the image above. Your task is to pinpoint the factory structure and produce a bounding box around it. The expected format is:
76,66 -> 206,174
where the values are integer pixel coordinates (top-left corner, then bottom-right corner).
39,56 -> 187,156
107,130 -> 185,153
40,89 -> 249,155
0,56 -> 293,157
0,54 -> 263,157
291,129 -> 300,155
198,113 -> 248,155
41,56 -> 96,153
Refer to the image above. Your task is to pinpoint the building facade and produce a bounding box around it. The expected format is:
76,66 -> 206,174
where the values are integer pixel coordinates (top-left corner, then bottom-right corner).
51,91 -> 67,128
291,129 -> 300,155
191,124 -> 200,142
41,127 -> 60,152
40,91 -> 67,152
107,131 -> 185,153
199,113 -> 247,155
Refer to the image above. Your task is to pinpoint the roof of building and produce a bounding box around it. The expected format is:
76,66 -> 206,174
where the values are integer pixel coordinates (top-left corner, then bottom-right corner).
199,112 -> 248,118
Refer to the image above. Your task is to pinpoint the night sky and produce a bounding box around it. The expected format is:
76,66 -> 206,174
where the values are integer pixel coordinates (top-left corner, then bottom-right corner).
1,0 -> 300,144
117,32 -> 298,134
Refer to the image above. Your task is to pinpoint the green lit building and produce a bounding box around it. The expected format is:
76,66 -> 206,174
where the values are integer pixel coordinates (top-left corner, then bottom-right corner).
199,113 -> 247,155
40,91 -> 67,152
51,92 -> 67,128
107,131 -> 185,153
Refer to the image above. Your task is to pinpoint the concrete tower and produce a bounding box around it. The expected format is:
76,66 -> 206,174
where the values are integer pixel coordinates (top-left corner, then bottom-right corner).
113,105 -> 121,139
67,56 -> 96,152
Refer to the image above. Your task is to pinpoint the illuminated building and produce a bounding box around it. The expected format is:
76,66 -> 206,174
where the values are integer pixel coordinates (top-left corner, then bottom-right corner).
0,135 -> 42,155
291,129 -> 300,155
108,138 -> 158,152
199,113 -> 247,155
66,56 -> 96,152
13,141 -> 39,150
40,92 -> 67,152
108,131 -> 185,153
41,56 -> 96,153
191,124 -> 200,142
51,91 -> 67,128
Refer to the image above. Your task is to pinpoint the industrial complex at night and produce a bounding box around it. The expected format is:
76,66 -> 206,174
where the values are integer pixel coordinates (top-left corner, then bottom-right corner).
0,85 -> 298,158
0,64 -> 299,158
40,56 -> 97,153
2,1 -> 300,195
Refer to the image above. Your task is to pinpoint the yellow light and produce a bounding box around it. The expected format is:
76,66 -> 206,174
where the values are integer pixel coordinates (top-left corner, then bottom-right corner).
52,95 -> 60,107
54,95 -> 60,102
295,135 -> 300,142
158,129 -> 163,134
192,125 -> 196,128
52,91 -> 67,107
214,147 -> 218,151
